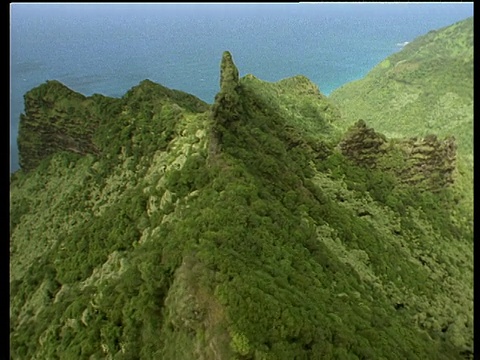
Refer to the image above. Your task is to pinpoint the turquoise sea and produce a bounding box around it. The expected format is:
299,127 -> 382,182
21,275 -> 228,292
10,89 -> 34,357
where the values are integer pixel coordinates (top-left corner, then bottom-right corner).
10,3 -> 473,172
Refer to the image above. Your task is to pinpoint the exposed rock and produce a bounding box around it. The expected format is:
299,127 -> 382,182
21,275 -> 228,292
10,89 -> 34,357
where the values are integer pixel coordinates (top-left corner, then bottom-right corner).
339,119 -> 387,168
212,51 -> 242,127
401,134 -> 457,190
339,120 -> 457,191
219,51 -> 239,91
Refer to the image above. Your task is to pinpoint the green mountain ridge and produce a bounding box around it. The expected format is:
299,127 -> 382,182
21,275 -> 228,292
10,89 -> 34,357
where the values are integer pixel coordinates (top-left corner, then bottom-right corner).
10,19 -> 473,360
329,15 -> 473,242
329,17 -> 473,159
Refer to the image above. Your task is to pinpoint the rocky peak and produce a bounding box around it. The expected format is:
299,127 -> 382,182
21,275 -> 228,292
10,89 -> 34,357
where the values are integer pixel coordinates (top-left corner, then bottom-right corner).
212,51 -> 242,129
219,51 -> 239,91
339,119 -> 387,168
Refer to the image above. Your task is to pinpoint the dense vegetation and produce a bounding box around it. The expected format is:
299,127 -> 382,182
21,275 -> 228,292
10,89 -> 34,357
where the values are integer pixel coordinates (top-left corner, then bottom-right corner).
329,16 -> 473,217
10,18 -> 473,360
330,17 -> 473,157
329,15 -> 473,261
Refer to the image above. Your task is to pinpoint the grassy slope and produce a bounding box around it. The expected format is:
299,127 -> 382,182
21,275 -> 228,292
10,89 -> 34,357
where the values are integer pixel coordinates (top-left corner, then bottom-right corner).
329,17 -> 473,160
10,52 -> 473,359
329,16 -> 473,245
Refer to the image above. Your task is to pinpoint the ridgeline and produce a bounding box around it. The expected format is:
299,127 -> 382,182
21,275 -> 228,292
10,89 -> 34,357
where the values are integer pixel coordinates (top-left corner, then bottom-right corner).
10,20 -> 473,360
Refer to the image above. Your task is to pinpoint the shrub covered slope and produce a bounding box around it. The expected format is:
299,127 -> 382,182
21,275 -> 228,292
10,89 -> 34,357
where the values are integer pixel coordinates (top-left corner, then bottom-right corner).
10,20 -> 473,360
330,17 -> 473,155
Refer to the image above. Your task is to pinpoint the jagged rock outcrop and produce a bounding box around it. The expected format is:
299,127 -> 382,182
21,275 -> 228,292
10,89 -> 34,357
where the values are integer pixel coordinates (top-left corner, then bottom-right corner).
219,51 -> 239,90
401,134 -> 457,190
339,119 -> 387,168
211,51 -> 242,126
340,120 -> 457,191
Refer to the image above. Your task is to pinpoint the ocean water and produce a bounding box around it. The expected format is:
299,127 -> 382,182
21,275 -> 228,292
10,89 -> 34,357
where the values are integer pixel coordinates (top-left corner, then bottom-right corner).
10,3 -> 473,173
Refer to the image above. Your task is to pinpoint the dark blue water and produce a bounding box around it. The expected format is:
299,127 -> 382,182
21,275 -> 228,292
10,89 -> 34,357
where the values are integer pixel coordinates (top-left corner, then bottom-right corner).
10,3 -> 473,172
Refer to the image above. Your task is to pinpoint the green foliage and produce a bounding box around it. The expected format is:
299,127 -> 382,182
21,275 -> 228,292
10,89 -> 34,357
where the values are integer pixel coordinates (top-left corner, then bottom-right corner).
17,78 -> 210,173
11,28 -> 472,360
17,80 -> 107,171
330,17 -> 473,161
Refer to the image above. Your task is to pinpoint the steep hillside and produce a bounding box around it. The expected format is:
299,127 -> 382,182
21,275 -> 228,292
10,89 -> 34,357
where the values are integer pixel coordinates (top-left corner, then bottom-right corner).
329,16 -> 473,239
17,79 -> 209,172
330,17 -> 473,160
10,51 -> 473,359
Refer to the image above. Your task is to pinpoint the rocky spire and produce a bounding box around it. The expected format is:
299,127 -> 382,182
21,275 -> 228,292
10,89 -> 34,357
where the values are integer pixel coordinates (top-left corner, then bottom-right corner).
219,51 -> 239,91
212,51 -> 242,127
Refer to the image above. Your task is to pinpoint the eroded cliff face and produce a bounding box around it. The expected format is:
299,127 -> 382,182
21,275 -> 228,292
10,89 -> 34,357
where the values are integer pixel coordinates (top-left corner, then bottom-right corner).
401,134 -> 457,189
339,119 -> 388,168
339,120 -> 457,191
17,80 -> 102,171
